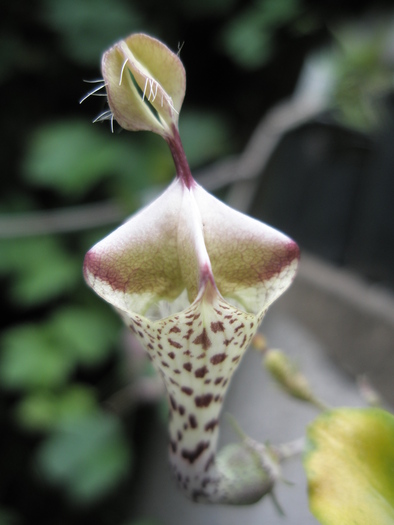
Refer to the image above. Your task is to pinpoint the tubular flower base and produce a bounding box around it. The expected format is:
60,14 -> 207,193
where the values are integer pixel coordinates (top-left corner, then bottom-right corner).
84,33 -> 300,504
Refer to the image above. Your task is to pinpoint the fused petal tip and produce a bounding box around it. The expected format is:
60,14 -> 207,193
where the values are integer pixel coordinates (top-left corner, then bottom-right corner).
102,33 -> 186,136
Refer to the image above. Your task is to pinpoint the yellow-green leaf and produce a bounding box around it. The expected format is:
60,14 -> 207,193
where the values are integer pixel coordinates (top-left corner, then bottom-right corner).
304,407 -> 394,525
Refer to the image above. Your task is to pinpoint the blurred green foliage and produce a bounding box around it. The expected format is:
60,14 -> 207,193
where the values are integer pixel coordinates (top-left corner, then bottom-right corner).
331,19 -> 394,130
36,411 -> 131,503
221,0 -> 303,68
1,0 -> 393,524
40,0 -> 144,65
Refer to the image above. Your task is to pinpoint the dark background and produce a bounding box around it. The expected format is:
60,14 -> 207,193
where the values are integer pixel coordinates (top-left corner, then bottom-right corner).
1,0 -> 394,524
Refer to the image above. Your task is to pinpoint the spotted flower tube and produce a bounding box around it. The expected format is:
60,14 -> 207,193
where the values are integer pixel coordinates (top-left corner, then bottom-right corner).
84,33 -> 300,504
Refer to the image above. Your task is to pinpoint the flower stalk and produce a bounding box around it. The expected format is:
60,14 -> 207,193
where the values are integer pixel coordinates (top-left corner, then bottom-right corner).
84,33 -> 300,504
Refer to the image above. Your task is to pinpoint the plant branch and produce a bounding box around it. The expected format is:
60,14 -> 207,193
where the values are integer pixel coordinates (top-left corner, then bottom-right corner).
0,201 -> 123,238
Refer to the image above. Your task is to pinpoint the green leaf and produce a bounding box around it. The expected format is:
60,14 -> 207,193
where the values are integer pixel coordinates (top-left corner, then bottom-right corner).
23,121 -> 119,197
0,237 -> 80,306
16,386 -> 97,431
36,412 -> 131,502
48,306 -> 119,365
41,0 -> 143,65
0,324 -> 74,390
22,120 -> 170,200
179,111 -> 231,168
220,0 -> 301,69
221,15 -> 273,69
304,407 -> 394,525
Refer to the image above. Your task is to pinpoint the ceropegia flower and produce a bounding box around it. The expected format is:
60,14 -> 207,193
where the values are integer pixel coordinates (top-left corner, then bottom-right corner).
84,33 -> 299,504
101,33 -> 185,137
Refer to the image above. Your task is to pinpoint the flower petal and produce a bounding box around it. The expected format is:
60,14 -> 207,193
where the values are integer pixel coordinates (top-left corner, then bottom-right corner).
102,34 -> 186,135
117,277 -> 259,499
193,184 -> 299,314
84,178 -> 212,318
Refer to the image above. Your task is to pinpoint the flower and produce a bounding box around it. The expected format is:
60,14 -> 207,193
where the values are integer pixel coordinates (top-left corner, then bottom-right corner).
84,171 -> 299,501
84,32 -> 299,503
101,33 -> 185,137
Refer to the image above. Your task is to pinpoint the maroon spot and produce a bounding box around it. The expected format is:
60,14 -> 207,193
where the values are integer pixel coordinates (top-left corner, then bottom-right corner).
205,419 -> 219,432
195,365 -> 208,378
184,350 -> 191,356
204,379 -> 211,384
168,352 -> 175,359
183,328 -> 194,340
223,338 -> 234,347
250,322 -> 254,328
192,489 -> 209,502
168,339 -> 182,349
185,313 -> 194,319
193,313 -> 201,320
204,453 -> 215,472
169,395 -> 177,410
161,361 -> 169,368
220,304 -> 230,310
147,343 -> 154,350
138,331 -> 144,338
214,394 -> 222,402
169,325 -> 181,334
178,405 -> 185,415
158,344 -> 163,350
183,362 -> 192,372
195,394 -> 213,408
181,441 -> 209,464
240,334 -> 247,347
210,353 -> 227,365
232,355 -> 241,363
214,308 -> 222,316
192,328 -> 212,350
181,386 -> 193,396
177,430 -> 183,441
214,377 -> 223,385
157,351 -> 162,357
234,323 -> 245,333
202,477 -> 211,488
189,414 -> 198,428
186,321 -> 193,326
170,378 -> 179,386
183,423 -> 188,430
211,321 -> 225,333
222,379 -> 228,387
197,353 -> 205,359
157,335 -> 161,340
174,369 -> 181,374
170,440 -> 177,453
224,315 -> 232,319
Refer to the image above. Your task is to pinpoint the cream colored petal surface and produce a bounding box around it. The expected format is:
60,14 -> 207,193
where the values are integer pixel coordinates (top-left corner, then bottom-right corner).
84,179 -> 211,317
193,183 -> 299,315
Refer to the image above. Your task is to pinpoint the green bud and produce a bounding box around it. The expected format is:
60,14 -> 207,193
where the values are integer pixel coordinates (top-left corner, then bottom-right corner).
102,33 -> 186,137
265,349 -> 313,402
